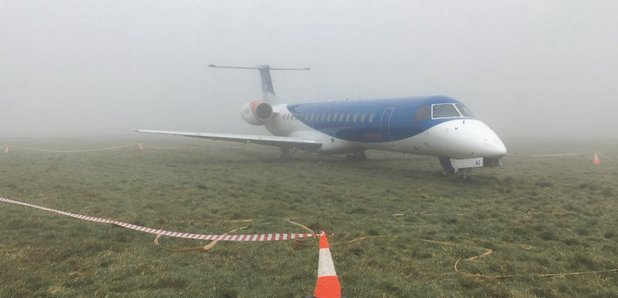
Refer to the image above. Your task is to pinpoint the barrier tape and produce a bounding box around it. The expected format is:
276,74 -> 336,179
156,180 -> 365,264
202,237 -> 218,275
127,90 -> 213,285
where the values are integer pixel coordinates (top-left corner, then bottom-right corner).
18,144 -> 136,153
5,143 -> 615,162
526,152 -> 592,157
598,152 -> 616,162
0,197 -> 315,241
509,151 -> 616,163
2,143 -> 185,153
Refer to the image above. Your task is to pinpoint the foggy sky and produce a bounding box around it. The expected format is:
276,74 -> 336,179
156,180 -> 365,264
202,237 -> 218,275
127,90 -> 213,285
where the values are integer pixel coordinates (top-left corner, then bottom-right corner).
1,1 -> 617,141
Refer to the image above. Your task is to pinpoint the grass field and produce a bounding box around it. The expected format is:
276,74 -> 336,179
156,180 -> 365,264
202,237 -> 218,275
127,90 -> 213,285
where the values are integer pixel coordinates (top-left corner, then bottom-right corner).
1,137 -> 617,297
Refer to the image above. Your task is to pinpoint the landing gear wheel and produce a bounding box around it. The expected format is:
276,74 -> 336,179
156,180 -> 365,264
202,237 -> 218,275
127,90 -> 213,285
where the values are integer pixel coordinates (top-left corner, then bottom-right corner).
345,151 -> 367,161
458,169 -> 472,181
438,157 -> 455,175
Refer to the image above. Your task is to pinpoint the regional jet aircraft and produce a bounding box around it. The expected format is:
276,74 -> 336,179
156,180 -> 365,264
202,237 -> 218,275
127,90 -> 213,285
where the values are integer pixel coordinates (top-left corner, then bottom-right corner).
136,65 -> 506,177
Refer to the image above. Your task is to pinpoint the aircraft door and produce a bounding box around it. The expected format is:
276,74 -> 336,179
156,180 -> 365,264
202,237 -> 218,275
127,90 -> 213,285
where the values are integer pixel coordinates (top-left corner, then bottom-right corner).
380,107 -> 395,139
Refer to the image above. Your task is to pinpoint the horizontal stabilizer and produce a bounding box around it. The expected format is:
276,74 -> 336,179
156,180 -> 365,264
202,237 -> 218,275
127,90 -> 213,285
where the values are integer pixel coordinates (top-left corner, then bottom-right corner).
208,64 -> 310,103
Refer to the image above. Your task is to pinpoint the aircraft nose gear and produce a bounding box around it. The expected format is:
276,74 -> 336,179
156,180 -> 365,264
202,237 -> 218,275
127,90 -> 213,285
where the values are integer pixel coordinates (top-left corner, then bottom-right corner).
458,168 -> 472,181
439,157 -> 455,174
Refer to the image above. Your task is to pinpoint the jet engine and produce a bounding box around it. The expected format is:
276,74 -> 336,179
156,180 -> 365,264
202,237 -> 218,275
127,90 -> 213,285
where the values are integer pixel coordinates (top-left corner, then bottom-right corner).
241,100 -> 273,125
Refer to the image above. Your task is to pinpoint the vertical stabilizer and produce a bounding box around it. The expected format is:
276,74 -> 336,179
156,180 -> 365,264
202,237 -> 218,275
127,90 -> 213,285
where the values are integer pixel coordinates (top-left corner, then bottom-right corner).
258,66 -> 275,100
209,64 -> 310,103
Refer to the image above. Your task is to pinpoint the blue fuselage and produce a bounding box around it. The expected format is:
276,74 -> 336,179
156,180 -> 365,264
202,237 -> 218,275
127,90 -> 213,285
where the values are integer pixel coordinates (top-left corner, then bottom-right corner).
286,95 -> 464,143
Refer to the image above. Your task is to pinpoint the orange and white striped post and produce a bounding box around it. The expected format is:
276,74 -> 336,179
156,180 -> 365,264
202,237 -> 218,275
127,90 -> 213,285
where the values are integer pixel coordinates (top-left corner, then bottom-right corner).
313,231 -> 341,298
593,153 -> 601,165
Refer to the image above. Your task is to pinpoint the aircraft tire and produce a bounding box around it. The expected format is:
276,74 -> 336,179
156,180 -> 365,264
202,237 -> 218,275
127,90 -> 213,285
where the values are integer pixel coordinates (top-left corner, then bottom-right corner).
344,151 -> 367,161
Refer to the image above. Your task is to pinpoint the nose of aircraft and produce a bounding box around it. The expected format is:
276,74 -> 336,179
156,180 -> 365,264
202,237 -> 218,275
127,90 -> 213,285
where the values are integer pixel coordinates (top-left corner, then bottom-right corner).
481,128 -> 507,157
473,121 -> 507,157
430,119 -> 507,158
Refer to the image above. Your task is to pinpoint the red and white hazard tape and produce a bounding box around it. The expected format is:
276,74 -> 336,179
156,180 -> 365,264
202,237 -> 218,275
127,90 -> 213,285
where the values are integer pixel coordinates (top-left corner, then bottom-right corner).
2,143 -> 180,154
510,151 -> 616,161
19,145 -> 134,153
0,197 -> 315,241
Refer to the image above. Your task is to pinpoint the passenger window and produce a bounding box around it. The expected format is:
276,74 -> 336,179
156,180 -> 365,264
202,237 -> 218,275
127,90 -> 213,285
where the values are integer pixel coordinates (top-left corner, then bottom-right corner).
368,113 -> 375,122
353,113 -> 359,122
432,104 -> 461,118
345,113 -> 351,122
414,105 -> 431,122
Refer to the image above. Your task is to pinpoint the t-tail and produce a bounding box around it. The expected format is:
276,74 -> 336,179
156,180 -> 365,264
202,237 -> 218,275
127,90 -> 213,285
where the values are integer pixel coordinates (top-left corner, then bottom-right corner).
208,64 -> 310,104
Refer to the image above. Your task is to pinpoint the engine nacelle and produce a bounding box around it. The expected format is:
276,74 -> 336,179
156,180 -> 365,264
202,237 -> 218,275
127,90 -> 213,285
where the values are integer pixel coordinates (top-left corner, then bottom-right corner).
240,100 -> 273,125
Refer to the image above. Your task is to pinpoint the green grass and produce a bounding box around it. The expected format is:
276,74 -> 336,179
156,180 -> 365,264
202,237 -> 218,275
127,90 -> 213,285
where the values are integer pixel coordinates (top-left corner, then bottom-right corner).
1,138 -> 617,297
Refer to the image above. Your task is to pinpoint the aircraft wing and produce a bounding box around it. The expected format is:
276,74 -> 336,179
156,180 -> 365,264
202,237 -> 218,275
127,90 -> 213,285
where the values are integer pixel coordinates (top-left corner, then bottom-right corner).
134,129 -> 323,150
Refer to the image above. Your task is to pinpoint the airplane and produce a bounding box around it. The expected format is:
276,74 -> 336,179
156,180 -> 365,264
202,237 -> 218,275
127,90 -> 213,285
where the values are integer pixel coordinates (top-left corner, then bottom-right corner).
135,65 -> 507,178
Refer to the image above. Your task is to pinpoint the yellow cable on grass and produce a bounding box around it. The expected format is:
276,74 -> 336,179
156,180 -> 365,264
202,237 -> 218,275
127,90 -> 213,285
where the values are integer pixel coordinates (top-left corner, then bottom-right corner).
453,247 -> 618,280
285,218 -> 316,236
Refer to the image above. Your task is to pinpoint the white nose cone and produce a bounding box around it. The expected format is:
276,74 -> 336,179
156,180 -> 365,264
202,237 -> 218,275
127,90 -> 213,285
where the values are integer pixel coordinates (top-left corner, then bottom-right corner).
479,123 -> 507,157
459,119 -> 507,158
424,119 -> 507,158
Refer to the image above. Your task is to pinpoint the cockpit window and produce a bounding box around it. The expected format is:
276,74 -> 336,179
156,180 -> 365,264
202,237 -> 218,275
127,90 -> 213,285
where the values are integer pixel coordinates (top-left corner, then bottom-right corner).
432,104 -> 461,119
414,105 -> 431,122
455,103 -> 474,117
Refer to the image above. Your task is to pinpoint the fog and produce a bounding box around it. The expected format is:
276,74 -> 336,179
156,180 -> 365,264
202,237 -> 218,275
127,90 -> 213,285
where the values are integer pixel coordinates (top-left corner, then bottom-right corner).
1,1 -> 617,141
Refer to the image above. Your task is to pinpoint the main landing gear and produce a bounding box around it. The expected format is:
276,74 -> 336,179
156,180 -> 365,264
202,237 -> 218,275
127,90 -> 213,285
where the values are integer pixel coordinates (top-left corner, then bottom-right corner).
344,151 -> 367,161
278,147 -> 297,162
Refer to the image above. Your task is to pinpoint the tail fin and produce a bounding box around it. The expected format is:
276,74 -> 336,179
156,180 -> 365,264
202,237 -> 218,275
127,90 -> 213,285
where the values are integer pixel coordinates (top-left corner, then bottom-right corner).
209,64 -> 310,103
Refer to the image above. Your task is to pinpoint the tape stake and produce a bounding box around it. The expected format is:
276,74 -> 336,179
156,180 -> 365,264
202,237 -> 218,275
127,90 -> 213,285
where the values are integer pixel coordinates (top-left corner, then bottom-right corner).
0,196 -> 315,242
